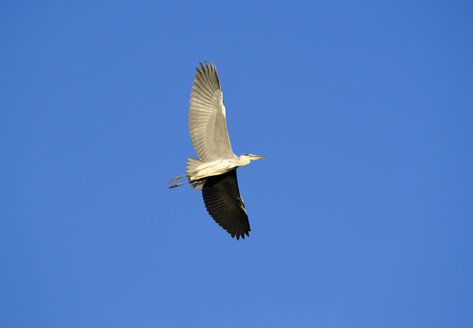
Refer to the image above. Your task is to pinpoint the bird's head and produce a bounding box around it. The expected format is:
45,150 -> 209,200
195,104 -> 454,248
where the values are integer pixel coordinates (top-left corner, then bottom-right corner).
240,153 -> 266,162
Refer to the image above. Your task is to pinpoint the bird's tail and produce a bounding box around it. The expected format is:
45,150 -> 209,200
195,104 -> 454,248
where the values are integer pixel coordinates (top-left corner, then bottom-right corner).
186,157 -> 206,190
167,157 -> 206,189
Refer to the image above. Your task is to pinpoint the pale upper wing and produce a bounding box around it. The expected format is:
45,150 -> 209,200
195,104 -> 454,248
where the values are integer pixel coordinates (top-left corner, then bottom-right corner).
202,169 -> 250,240
189,62 -> 234,161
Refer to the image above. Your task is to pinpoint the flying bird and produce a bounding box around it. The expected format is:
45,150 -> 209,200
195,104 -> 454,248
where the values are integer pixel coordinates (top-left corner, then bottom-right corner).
168,62 -> 265,239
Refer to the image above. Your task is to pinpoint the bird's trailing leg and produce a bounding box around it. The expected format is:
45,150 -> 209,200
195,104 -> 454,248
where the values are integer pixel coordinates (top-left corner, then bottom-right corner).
168,174 -> 186,184
168,180 -> 189,189
168,174 -> 189,188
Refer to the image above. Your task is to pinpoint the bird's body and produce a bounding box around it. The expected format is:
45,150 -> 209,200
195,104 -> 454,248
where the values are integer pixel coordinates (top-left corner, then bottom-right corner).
188,157 -> 248,181
168,62 -> 264,239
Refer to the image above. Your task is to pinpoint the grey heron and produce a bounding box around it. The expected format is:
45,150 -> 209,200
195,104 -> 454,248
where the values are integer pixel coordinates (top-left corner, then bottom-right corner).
168,62 -> 265,239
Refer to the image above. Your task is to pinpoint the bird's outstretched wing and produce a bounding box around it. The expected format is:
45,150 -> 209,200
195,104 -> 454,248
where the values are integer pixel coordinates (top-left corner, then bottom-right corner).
202,169 -> 250,239
189,62 -> 234,161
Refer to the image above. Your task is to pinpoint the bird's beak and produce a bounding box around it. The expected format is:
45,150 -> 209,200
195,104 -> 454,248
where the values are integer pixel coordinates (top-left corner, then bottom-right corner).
255,155 -> 266,159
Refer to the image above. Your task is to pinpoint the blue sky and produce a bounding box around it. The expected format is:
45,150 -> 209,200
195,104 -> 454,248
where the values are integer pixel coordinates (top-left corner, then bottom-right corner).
1,1 -> 472,327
